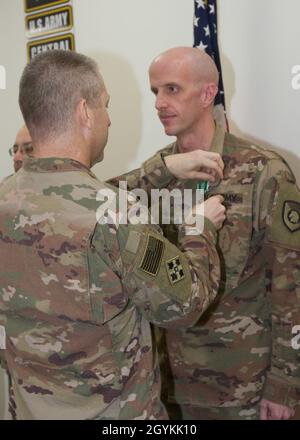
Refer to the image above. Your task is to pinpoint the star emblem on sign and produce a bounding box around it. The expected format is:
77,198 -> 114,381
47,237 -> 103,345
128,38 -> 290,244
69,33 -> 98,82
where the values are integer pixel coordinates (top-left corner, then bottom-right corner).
166,256 -> 185,285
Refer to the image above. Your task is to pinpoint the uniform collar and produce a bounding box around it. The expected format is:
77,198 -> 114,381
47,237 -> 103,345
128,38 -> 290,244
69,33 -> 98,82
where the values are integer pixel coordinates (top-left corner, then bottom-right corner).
173,123 -> 225,156
22,157 -> 97,178
210,124 -> 225,156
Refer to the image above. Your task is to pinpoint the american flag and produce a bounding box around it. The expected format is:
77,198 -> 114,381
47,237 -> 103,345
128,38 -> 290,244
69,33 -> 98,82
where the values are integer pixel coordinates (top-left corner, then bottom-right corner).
193,0 -> 228,129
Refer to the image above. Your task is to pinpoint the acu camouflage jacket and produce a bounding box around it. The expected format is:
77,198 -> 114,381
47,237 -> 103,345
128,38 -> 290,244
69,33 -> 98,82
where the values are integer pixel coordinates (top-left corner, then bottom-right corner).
0,157 -> 220,419
109,125 -> 300,409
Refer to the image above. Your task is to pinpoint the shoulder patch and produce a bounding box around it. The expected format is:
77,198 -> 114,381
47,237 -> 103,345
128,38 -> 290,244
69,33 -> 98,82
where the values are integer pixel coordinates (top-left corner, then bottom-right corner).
267,181 -> 300,249
283,201 -> 300,232
166,256 -> 185,285
139,234 -> 164,276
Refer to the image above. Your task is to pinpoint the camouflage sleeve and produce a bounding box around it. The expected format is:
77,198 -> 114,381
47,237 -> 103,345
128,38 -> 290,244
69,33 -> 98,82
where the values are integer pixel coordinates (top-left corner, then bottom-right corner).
107,146 -> 175,193
257,159 -> 300,408
95,217 -> 220,329
121,219 -> 220,328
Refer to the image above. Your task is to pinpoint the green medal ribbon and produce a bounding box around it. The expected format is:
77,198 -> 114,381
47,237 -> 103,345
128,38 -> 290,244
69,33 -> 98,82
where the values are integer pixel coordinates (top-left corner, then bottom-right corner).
197,180 -> 209,193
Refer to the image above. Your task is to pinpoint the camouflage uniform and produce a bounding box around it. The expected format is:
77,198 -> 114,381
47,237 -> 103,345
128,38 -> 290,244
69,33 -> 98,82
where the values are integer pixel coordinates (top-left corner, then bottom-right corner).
0,157 -> 220,420
109,125 -> 300,419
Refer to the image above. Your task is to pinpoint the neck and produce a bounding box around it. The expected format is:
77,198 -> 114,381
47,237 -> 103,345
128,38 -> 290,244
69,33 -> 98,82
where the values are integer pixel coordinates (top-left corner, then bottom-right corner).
32,133 -> 91,168
177,116 -> 215,153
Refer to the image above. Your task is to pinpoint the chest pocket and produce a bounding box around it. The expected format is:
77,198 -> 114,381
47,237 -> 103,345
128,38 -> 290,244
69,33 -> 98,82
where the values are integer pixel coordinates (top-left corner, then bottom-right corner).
209,183 -> 254,292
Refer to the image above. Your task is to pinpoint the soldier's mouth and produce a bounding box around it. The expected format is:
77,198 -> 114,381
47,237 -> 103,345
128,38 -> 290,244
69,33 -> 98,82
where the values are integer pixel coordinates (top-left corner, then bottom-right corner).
159,115 -> 176,124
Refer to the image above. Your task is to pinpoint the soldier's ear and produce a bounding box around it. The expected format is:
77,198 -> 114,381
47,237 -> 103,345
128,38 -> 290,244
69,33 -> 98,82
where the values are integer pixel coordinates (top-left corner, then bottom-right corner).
200,83 -> 218,108
77,99 -> 93,129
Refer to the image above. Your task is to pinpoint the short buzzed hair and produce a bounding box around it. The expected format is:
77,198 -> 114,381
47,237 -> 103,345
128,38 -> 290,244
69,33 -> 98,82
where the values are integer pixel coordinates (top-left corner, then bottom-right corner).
19,50 -> 104,141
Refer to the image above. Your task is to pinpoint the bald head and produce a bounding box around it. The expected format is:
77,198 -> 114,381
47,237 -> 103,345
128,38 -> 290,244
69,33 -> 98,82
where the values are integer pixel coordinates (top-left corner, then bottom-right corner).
149,47 -> 219,86
148,47 -> 219,142
16,125 -> 31,144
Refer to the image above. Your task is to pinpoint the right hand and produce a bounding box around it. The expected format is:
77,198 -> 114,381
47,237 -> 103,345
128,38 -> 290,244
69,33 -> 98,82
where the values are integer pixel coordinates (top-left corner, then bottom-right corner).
202,195 -> 226,230
164,150 -> 224,182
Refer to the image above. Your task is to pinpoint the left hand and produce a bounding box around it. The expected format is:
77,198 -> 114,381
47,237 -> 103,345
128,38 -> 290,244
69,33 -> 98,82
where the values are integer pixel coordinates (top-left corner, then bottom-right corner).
260,398 -> 295,420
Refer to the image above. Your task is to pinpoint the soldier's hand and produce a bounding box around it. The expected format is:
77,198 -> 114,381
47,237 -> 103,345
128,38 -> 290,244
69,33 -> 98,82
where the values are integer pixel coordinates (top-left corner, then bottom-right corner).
202,195 -> 226,230
260,399 -> 295,420
165,150 -> 224,182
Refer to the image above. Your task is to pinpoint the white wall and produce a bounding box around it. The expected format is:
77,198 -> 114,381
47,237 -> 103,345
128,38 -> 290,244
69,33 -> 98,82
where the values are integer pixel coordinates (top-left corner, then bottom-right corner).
72,0 -> 194,180
218,0 -> 300,181
0,0 -> 299,419
0,0 -> 27,180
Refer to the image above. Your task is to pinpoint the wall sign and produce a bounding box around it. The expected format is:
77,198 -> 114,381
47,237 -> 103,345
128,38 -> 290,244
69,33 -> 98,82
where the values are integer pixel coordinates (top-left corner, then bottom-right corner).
26,6 -> 73,38
24,0 -> 69,13
27,33 -> 75,60
25,1 -> 75,61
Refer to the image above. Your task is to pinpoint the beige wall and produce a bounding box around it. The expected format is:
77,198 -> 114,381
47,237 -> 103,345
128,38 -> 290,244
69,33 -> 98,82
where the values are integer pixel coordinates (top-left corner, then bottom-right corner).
0,0 -> 27,181
72,0 -> 194,180
218,0 -> 300,183
0,0 -> 299,419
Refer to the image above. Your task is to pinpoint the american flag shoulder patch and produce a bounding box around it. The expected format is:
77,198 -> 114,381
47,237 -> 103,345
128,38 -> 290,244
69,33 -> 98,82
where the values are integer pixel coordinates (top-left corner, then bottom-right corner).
139,234 -> 164,276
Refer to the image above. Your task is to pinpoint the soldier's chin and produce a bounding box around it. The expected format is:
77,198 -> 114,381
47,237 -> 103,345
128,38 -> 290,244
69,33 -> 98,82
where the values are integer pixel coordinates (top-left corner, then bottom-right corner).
164,126 -> 177,136
160,121 -> 177,136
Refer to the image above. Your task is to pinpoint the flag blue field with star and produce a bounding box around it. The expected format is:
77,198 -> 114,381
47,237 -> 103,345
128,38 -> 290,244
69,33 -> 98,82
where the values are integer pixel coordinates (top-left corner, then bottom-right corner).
193,0 -> 228,127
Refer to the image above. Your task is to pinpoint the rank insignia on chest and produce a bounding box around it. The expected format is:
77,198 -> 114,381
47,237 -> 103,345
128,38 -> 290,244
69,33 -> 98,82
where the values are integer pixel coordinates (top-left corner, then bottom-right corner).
166,256 -> 185,285
283,200 -> 300,232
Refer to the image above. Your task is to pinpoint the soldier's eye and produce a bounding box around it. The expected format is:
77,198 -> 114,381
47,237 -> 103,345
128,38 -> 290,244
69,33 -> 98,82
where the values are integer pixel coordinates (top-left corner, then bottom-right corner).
24,145 -> 33,155
21,144 -> 33,155
167,85 -> 179,93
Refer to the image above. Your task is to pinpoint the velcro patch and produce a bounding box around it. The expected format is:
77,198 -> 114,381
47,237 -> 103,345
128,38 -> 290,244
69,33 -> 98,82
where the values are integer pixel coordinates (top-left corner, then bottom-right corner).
139,234 -> 164,276
267,181 -> 300,249
166,256 -> 185,285
125,230 -> 142,254
283,200 -> 300,232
